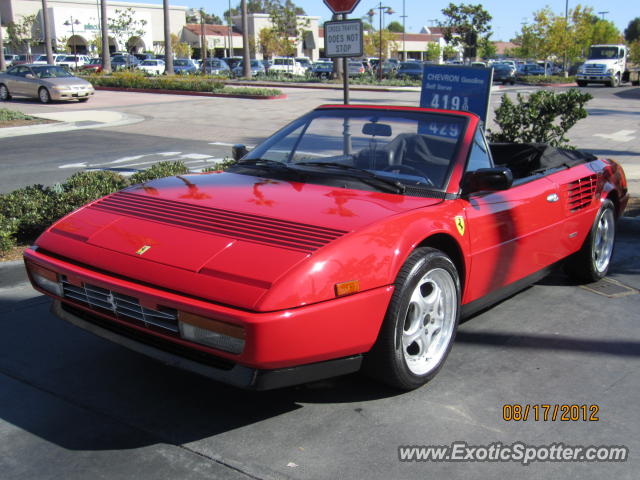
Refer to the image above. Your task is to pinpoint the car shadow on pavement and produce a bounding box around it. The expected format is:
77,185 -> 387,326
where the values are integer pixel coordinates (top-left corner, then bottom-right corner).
614,87 -> 640,100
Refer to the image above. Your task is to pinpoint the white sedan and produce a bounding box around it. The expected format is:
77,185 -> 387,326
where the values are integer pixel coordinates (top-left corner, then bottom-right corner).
138,59 -> 166,76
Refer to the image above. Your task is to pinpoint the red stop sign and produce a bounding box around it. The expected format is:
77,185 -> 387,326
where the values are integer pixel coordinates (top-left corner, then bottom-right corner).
323,0 -> 361,14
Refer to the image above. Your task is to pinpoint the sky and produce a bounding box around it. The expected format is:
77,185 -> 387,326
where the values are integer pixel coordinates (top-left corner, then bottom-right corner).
133,0 -> 634,42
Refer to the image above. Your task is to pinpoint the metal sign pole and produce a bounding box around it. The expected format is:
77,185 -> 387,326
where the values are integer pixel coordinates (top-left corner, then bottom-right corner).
342,13 -> 349,105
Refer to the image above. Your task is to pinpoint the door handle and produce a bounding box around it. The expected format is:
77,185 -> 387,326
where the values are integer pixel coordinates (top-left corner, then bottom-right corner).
546,193 -> 559,203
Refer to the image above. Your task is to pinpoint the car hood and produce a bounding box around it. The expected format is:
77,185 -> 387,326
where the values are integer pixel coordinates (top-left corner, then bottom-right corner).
36,171 -> 442,311
41,77 -> 91,87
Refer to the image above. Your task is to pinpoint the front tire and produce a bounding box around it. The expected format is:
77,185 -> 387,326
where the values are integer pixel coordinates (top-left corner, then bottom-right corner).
0,83 -> 10,101
364,247 -> 461,390
38,87 -> 51,104
609,74 -> 620,88
564,199 -> 616,282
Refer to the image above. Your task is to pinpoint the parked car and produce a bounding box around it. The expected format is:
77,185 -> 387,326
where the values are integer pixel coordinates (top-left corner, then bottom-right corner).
79,58 -> 104,74
200,58 -> 229,75
222,57 -> 243,70
58,55 -> 91,70
492,63 -> 516,84
173,58 -> 198,75
396,61 -> 424,80
375,60 -> 397,78
3,54 -> 19,66
22,104 -> 628,391
517,63 -> 546,76
471,61 -> 487,68
0,64 -> 94,103
32,54 -> 68,65
138,59 -> 165,76
110,54 -> 141,70
12,54 -> 34,65
231,59 -> 265,77
295,57 -> 312,73
268,57 -> 306,76
347,61 -> 365,77
310,61 -> 334,78
134,53 -> 155,62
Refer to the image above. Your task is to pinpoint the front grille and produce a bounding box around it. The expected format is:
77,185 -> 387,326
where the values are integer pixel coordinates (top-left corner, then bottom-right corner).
61,303 -> 235,371
61,276 -> 179,333
584,64 -> 606,74
90,191 -> 348,253
565,175 -> 597,213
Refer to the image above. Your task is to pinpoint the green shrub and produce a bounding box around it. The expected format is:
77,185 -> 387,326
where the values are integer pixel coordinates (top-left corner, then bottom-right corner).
487,89 -> 593,147
0,185 -> 59,243
59,170 -> 129,212
200,158 -> 237,172
0,214 -> 19,254
0,108 -> 36,122
518,75 -> 576,84
83,72 -> 279,96
129,161 -> 190,184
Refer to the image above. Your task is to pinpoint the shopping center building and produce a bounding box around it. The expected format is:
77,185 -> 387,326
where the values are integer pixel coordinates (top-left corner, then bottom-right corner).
2,0 -> 452,61
1,0 -> 187,55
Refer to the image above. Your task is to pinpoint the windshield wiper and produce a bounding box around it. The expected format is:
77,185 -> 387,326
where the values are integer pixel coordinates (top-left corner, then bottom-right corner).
294,161 -> 406,194
232,158 -> 307,178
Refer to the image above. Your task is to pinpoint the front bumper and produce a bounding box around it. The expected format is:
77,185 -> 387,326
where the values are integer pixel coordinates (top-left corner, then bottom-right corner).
576,73 -> 613,83
50,88 -> 95,100
24,248 -> 393,387
52,300 -> 362,390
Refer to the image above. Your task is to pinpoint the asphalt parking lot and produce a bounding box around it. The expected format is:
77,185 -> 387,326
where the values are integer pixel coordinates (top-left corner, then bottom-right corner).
1,85 -> 639,479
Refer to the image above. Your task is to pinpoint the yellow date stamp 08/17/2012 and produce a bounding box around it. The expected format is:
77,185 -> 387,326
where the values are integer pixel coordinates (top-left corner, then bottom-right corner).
502,404 -> 600,422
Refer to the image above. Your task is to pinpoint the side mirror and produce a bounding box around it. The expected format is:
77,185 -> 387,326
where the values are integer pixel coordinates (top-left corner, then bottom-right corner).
232,144 -> 248,161
461,167 -> 513,196
25,73 -> 34,79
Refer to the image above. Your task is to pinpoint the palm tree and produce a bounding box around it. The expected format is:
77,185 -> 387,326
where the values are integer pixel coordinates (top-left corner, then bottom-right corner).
241,0 -> 250,78
101,0 -> 111,73
41,0 -> 54,63
0,9 -> 6,71
163,0 -> 173,74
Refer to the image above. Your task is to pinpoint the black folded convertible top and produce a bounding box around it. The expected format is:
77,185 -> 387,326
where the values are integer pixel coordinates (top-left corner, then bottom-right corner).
489,143 -> 596,179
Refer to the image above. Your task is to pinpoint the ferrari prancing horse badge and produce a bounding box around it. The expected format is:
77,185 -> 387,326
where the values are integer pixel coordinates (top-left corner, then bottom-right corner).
454,216 -> 465,236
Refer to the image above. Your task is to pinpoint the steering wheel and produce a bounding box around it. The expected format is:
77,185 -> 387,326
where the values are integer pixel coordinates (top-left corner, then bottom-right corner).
382,164 -> 434,186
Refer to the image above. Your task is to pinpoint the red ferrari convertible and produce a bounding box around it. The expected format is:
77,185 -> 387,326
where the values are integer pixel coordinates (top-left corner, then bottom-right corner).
24,105 -> 628,390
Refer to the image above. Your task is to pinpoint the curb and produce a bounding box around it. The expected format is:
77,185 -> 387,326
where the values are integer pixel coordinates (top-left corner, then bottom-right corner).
519,82 -> 577,87
0,260 -> 28,288
94,86 -> 287,100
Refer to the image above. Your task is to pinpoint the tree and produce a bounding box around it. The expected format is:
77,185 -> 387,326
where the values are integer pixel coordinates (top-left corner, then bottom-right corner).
163,0 -> 173,74
624,18 -> 640,43
0,9 -> 6,71
425,42 -> 441,62
440,3 -> 492,60
186,12 -> 222,24
363,29 -> 398,59
169,33 -> 191,58
478,37 -> 496,59
442,44 -> 458,60
6,14 -> 41,54
101,0 -> 111,73
387,21 -> 404,33
225,0 -> 305,18
108,8 -> 147,54
629,41 -> 640,65
241,0 -> 250,77
41,0 -> 54,64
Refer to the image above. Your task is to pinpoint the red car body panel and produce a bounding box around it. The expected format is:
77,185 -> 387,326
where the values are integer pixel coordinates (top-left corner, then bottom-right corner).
23,104 -> 629,387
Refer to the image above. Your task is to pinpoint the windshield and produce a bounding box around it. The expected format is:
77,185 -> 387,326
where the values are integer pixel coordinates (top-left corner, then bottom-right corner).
588,46 -> 622,60
174,59 -> 190,66
141,60 -> 157,65
243,108 -> 467,191
31,66 -> 74,78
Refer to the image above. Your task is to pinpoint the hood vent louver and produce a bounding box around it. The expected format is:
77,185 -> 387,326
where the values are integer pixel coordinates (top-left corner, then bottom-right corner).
90,191 -> 348,253
564,175 -> 597,213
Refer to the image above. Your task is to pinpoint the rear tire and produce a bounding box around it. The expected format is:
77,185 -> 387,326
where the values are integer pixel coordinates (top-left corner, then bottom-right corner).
577,80 -> 587,87
78,97 -> 89,103
38,87 -> 51,104
363,247 -> 461,390
0,83 -> 10,101
564,199 -> 616,283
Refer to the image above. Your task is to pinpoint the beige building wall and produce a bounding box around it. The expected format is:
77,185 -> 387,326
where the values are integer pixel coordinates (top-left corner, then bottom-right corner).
2,0 -> 186,54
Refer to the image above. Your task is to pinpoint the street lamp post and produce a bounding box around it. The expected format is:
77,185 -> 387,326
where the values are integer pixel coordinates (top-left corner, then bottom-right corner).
376,2 -> 394,81
64,17 -> 81,70
401,0 -> 407,61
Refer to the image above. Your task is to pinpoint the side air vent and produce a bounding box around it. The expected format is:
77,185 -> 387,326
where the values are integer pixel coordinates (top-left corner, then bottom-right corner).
90,191 -> 348,253
565,175 -> 597,213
